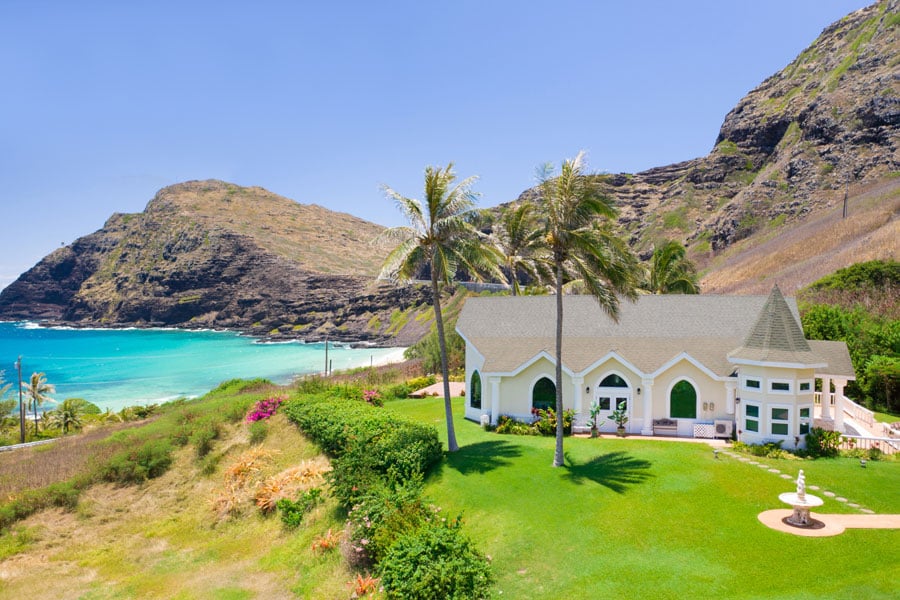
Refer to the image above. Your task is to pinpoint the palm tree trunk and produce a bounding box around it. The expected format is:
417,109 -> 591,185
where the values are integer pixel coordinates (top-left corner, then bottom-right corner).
432,268 -> 459,453
32,400 -> 38,436
553,259 -> 565,467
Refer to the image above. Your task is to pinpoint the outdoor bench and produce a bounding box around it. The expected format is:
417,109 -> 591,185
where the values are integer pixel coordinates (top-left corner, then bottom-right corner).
652,418 -> 677,436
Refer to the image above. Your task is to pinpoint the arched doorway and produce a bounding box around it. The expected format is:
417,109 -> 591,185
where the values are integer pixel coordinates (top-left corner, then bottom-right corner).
532,377 -> 556,411
670,379 -> 698,419
594,373 -> 630,432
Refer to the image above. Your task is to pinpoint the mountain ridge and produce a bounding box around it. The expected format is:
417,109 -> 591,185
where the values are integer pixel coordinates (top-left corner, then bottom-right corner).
1,1 -> 897,334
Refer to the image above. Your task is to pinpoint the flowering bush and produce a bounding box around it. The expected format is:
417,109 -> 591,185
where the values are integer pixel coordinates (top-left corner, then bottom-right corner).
362,389 -> 383,407
246,395 -> 286,423
495,408 -> 575,436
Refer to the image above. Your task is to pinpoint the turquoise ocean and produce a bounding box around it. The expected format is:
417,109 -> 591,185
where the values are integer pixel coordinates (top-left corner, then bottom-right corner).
0,322 -> 404,412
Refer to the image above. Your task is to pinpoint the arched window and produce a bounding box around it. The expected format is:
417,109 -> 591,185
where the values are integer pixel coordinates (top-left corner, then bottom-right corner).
600,374 -> 629,388
470,371 -> 482,409
670,380 -> 697,419
532,377 -> 556,411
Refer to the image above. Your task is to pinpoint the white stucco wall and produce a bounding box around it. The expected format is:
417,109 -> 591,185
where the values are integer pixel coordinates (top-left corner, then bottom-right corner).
581,358 -> 640,433
652,359 -> 727,436
463,343 -> 486,422
737,366 -> 817,448
496,357 -> 573,422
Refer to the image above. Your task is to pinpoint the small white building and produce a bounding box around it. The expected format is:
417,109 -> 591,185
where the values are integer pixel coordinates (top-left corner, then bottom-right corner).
455,287 -> 855,449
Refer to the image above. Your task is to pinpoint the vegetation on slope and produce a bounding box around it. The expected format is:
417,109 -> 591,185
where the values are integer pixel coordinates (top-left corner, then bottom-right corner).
799,260 -> 899,412
0,372 -> 898,598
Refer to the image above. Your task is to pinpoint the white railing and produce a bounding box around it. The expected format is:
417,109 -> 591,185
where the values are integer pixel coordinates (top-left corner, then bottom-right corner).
839,435 -> 899,456
813,392 -> 835,406
881,422 -> 900,438
0,438 -> 56,453
814,393 -> 875,429
842,396 -> 875,428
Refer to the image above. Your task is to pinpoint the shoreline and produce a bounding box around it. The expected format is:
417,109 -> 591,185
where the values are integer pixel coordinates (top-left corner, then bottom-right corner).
1,321 -> 408,412
2,319 -> 404,349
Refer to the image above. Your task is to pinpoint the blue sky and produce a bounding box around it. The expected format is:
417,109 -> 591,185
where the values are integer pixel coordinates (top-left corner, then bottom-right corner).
0,1 -> 871,290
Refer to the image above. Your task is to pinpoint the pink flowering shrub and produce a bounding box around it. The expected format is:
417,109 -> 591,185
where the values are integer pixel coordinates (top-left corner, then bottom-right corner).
246,395 -> 286,423
362,389 -> 383,407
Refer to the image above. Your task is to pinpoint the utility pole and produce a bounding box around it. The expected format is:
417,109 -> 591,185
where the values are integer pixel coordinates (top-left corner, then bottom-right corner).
16,356 -> 24,444
842,174 -> 849,219
324,336 -> 329,376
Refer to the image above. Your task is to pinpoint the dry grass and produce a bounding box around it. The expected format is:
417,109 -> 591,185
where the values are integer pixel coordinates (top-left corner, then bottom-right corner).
254,457 -> 331,514
702,178 -> 899,295
158,180 -> 389,276
311,527 -> 343,553
0,411 -> 351,599
211,446 -> 277,521
0,421 -> 145,500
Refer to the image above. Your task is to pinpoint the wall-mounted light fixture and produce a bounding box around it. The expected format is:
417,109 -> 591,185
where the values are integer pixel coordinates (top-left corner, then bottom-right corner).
636,387 -> 641,395
585,386 -> 590,394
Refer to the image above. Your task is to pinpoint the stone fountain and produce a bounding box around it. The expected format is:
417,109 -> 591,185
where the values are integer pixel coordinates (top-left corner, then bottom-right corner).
778,470 -> 823,527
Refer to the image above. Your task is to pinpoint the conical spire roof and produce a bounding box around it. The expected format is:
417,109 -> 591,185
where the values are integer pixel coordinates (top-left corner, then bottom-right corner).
728,285 -> 826,367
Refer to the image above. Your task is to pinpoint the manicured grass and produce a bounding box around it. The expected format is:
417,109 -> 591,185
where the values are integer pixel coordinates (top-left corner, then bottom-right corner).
387,396 -> 900,599
874,409 -> 899,425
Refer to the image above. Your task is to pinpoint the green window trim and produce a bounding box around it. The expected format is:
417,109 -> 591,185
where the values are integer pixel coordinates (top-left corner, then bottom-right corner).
745,403 -> 759,433
532,377 -> 556,411
770,406 -> 790,436
599,374 -> 629,388
470,371 -> 482,409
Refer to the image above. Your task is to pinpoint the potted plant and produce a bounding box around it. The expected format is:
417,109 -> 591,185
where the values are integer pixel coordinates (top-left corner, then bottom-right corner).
588,403 -> 605,438
610,401 -> 628,437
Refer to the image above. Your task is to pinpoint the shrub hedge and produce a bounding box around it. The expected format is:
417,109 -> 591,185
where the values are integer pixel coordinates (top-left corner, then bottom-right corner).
378,517 -> 493,600
284,391 -> 493,598
282,394 -> 442,507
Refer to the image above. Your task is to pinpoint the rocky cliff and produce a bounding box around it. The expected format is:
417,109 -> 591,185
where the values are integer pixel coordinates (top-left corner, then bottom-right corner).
513,0 -> 898,265
2,2 -> 897,334
0,180 -> 431,344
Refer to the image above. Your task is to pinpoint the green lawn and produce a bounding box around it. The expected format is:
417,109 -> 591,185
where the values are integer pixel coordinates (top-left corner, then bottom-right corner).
874,409 -> 899,425
388,396 -> 900,599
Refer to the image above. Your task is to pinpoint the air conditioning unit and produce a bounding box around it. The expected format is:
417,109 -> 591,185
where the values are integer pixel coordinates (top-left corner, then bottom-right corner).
714,420 -> 734,438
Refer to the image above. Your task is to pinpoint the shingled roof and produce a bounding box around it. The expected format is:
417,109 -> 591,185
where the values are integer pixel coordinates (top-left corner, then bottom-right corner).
727,286 -> 827,368
456,290 -> 853,378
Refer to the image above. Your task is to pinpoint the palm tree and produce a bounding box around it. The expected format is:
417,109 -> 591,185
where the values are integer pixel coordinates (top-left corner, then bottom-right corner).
645,240 -> 700,294
537,151 -> 641,467
0,373 -> 14,417
50,398 -> 84,434
493,203 -> 551,295
379,164 -> 502,452
26,372 -> 55,435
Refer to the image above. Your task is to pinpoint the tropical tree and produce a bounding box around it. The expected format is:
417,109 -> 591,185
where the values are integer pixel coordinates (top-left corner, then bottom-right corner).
379,164 -> 502,452
645,240 -> 700,294
26,372 -> 55,435
0,372 -> 15,418
49,398 -> 85,434
537,151 -> 641,467
493,203 -> 551,295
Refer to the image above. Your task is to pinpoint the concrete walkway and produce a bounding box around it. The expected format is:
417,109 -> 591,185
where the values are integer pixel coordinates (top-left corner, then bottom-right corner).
410,382 -> 466,398
758,510 -> 900,537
